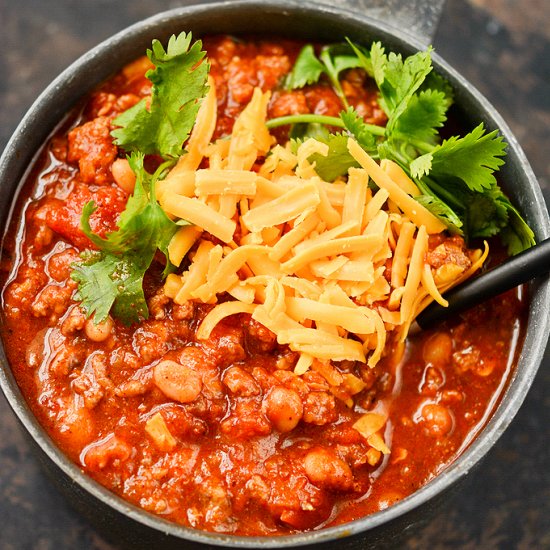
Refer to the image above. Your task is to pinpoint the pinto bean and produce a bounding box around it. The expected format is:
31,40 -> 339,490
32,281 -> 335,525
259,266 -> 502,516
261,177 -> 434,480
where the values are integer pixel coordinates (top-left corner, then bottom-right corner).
153,359 -> 202,403
81,433 -> 132,470
263,386 -> 303,432
223,366 -> 260,397
422,332 -> 453,366
111,157 -> 136,194
58,404 -> 94,449
421,403 -> 453,437
84,316 -> 113,342
303,448 -> 353,491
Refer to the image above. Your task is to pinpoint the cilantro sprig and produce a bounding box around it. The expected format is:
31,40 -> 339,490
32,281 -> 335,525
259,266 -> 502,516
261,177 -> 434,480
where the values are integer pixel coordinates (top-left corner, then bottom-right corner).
111,32 -> 209,158
272,39 -> 535,255
285,43 -> 364,108
71,154 -> 181,325
72,32 -> 208,325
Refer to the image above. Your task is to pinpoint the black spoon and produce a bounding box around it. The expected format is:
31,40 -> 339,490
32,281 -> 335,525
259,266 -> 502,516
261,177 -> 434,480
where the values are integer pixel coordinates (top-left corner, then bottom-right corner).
414,238 -> 550,330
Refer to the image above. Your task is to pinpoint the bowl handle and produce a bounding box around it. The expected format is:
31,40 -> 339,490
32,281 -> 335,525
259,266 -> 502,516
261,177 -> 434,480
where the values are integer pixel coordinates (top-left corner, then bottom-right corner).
326,0 -> 446,46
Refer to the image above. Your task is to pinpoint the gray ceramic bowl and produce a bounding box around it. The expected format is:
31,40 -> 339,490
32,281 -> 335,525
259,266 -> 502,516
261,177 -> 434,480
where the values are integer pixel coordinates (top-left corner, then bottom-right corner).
0,1 -> 549,549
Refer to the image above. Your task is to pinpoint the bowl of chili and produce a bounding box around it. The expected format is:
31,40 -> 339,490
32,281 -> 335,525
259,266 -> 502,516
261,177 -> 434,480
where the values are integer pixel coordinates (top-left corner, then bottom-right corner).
0,1 -> 549,549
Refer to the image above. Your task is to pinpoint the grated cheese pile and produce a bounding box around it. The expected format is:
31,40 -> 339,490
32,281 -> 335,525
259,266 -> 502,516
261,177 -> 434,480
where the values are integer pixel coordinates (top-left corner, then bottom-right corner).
156,80 -> 488,453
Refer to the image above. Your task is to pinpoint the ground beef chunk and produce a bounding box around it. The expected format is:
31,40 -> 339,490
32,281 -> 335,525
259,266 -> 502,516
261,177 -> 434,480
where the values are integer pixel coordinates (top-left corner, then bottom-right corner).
426,235 -> 472,270
67,116 -> 117,185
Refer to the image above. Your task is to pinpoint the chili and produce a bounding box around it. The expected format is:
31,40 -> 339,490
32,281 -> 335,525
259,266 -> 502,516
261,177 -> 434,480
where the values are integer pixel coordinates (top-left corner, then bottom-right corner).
0,36 -> 526,536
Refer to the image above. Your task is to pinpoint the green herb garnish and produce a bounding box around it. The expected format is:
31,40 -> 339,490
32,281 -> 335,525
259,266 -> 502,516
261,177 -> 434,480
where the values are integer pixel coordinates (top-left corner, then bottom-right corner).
71,153 -> 182,325
271,39 -> 535,255
111,32 -> 209,158
72,32 -> 207,325
286,43 -> 363,108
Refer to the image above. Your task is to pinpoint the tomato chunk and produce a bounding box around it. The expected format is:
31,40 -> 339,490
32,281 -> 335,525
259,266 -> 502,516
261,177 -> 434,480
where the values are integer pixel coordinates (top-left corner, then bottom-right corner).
38,182 -> 126,249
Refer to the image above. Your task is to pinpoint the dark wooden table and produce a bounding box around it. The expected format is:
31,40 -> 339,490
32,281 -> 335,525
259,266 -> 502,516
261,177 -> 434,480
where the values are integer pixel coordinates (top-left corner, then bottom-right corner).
1,1 -> 549,548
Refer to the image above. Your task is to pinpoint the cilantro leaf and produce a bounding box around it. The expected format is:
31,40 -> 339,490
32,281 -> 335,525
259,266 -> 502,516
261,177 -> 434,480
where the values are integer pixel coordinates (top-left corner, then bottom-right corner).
72,252 -> 149,325
370,41 -> 387,92
410,124 -> 507,192
370,42 -> 433,128
310,134 -> 360,181
415,193 -> 463,235
465,185 -> 535,253
421,71 -> 454,107
319,43 -> 363,78
71,153 -> 180,324
346,39 -> 373,77
392,89 -> 448,147
500,200 -> 536,255
465,190 -> 508,238
285,43 -> 361,107
290,133 -> 359,182
340,107 -> 379,152
111,32 -> 209,158
285,45 -> 325,89
408,149 -> 433,178
289,122 -> 332,142
319,44 -> 362,107
72,252 -> 122,323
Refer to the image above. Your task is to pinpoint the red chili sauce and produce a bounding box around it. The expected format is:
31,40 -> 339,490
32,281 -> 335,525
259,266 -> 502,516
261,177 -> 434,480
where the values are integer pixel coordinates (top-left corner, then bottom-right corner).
0,36 -> 526,535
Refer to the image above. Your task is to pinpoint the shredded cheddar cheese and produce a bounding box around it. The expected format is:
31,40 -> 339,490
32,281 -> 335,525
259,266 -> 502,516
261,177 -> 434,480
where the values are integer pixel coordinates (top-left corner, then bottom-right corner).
156,81 -> 487,457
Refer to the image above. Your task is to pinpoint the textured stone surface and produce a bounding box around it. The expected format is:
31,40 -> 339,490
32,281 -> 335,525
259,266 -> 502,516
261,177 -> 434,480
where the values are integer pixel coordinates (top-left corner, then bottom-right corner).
0,0 -> 549,548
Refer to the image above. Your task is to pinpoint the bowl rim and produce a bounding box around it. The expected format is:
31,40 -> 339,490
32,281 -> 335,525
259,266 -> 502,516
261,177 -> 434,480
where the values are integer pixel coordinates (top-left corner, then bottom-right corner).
1,0 -> 549,547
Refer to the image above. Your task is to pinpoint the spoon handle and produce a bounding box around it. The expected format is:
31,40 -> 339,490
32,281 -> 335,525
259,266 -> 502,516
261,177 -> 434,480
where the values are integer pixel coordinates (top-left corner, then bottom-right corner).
415,238 -> 550,329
